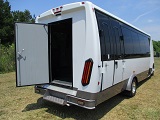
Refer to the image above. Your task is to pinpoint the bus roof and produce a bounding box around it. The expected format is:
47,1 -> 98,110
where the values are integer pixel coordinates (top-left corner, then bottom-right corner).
37,1 -> 150,37
92,2 -> 150,36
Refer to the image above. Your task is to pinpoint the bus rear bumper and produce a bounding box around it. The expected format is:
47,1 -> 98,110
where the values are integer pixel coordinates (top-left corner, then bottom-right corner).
35,86 -> 96,109
66,95 -> 96,109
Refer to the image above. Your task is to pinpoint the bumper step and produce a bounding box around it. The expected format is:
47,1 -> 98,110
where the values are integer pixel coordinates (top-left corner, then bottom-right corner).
43,90 -> 65,105
43,95 -> 65,105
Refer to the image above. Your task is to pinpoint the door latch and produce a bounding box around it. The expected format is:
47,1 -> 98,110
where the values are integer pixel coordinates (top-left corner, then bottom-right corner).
17,49 -> 26,60
18,49 -> 25,56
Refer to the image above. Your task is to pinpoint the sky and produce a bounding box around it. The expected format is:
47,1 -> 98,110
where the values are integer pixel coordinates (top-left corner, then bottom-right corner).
9,0 -> 160,41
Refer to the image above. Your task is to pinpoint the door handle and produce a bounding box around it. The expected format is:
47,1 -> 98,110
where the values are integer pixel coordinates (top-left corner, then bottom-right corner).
17,49 -> 25,56
17,49 -> 26,60
115,61 -> 118,69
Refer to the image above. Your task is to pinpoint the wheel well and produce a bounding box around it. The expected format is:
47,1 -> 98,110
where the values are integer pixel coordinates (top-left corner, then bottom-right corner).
134,76 -> 138,86
125,76 -> 138,91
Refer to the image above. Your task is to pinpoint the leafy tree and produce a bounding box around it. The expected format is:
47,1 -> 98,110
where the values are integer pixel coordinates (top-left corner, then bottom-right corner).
0,0 -> 13,44
12,10 -> 35,23
153,40 -> 160,52
0,0 -> 35,45
0,0 -> 36,73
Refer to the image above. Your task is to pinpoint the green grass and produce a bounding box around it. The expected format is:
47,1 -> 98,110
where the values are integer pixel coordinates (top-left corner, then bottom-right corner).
0,44 -> 15,73
0,58 -> 160,120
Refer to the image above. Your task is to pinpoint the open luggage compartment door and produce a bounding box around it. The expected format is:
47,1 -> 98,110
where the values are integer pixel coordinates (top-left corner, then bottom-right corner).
15,23 -> 49,86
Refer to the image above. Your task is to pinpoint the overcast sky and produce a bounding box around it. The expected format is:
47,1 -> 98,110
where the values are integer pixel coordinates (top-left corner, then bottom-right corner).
9,0 -> 160,41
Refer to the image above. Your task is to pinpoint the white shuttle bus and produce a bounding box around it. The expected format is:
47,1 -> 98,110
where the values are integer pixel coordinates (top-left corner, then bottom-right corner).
15,1 -> 154,109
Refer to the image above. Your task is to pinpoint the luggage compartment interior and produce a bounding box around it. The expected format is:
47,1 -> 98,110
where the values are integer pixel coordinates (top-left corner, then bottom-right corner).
49,18 -> 73,87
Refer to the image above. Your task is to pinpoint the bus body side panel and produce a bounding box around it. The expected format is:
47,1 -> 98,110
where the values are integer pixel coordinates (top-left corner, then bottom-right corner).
123,58 -> 150,83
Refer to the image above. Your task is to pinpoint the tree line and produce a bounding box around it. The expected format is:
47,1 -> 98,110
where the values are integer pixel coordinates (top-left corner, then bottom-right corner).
0,0 -> 35,45
0,0 -> 35,73
153,41 -> 160,53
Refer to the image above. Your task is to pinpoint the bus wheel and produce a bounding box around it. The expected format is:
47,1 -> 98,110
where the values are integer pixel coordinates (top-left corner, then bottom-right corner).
151,64 -> 154,76
126,78 -> 137,97
151,71 -> 154,76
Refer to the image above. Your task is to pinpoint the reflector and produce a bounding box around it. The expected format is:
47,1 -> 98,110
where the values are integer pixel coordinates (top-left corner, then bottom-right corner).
81,58 -> 93,86
77,99 -> 84,105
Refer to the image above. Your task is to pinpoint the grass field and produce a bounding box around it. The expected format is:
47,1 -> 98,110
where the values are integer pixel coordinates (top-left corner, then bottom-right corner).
0,58 -> 160,120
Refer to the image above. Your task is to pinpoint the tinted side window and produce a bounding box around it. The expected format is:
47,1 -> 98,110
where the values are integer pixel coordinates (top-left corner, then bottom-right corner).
145,36 -> 150,56
95,11 -> 106,60
122,27 -> 133,57
131,31 -> 141,56
110,18 -> 121,60
96,11 -> 114,61
102,23 -> 112,60
138,34 -> 146,55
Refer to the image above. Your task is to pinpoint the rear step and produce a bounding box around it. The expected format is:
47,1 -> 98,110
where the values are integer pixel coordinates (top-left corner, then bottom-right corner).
43,90 -> 65,105
42,85 -> 77,105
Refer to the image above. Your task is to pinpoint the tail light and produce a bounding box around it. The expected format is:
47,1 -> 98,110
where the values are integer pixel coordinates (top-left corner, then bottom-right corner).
81,58 -> 93,86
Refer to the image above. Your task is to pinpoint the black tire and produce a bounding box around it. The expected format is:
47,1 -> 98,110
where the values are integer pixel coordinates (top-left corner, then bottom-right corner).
126,78 -> 137,97
151,64 -> 155,76
151,71 -> 154,76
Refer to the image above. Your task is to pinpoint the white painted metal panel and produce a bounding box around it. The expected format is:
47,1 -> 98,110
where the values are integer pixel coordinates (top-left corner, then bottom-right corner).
37,8 -> 88,91
15,23 -> 49,86
102,61 -> 114,90
122,58 -> 150,80
113,60 -> 123,85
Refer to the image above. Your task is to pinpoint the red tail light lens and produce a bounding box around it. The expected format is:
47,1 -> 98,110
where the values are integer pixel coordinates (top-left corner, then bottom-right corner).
81,58 -> 93,86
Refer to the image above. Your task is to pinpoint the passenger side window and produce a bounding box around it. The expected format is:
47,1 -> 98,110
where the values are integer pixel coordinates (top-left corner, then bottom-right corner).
139,34 -> 146,56
96,11 -> 114,61
145,37 -> 150,56
95,12 -> 106,60
96,10 -> 150,60
122,27 -> 133,58
113,27 -> 121,59
102,23 -> 112,60
131,31 -> 141,56
110,18 -> 122,60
